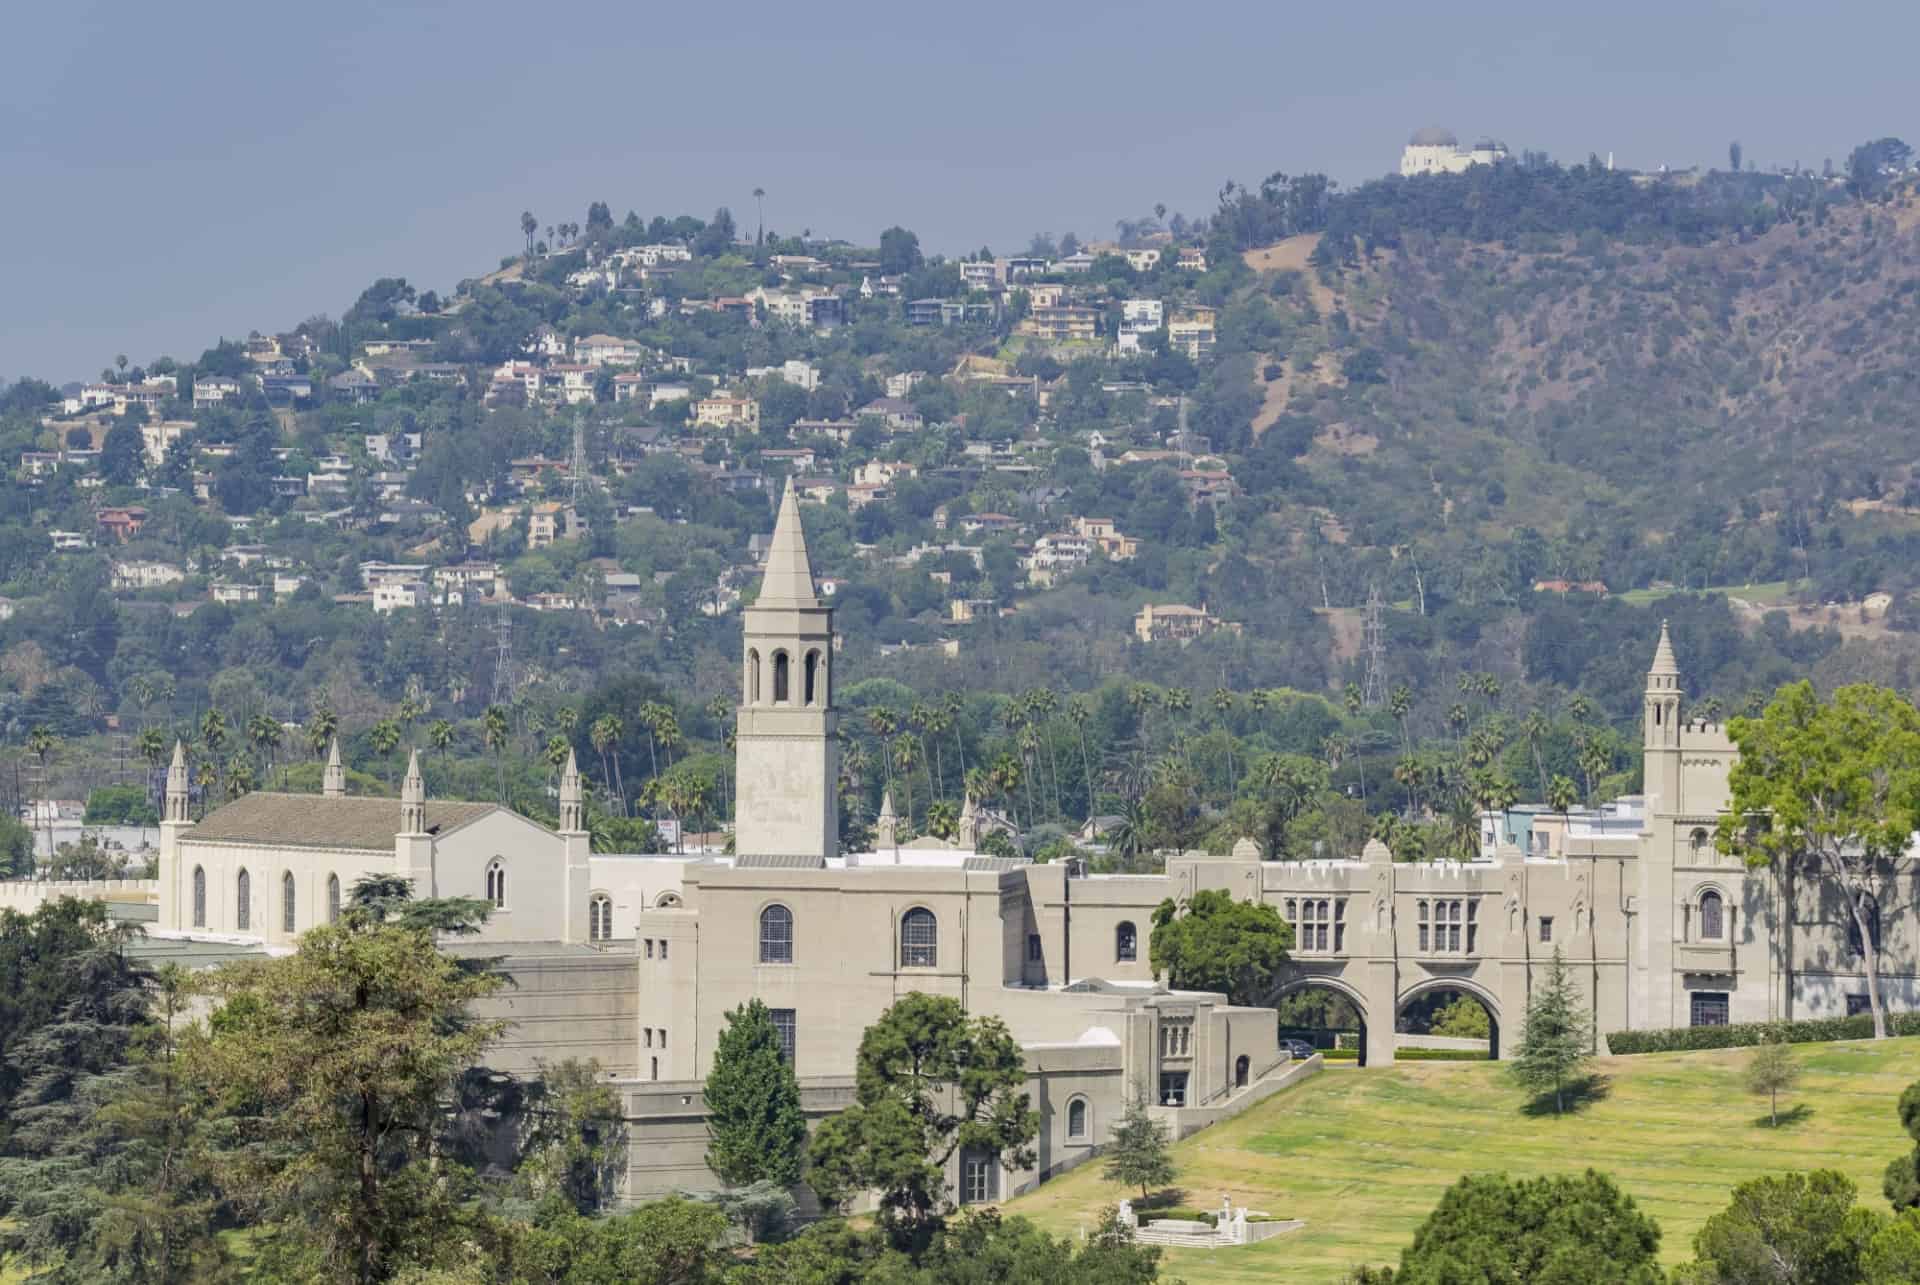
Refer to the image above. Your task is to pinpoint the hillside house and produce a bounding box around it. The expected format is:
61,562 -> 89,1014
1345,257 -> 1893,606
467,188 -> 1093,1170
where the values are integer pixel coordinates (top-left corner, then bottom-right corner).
1167,309 -> 1217,361
111,560 -> 185,591
96,507 -> 148,542
1134,603 -> 1240,644
857,398 -> 923,432
694,396 -> 761,431
528,503 -> 584,549
192,376 -> 242,409
575,334 -> 646,367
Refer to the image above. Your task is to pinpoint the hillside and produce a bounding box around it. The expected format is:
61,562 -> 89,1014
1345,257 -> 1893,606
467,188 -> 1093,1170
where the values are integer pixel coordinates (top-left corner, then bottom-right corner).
1006,1038 -> 1920,1283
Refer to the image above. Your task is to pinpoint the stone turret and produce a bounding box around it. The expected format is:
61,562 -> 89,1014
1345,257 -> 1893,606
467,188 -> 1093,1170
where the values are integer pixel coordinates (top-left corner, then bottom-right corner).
165,740 -> 190,823
875,789 -> 898,849
559,748 -> 585,834
1643,620 -> 1682,810
558,747 -> 591,943
323,736 -> 345,799
401,749 -> 425,835
957,794 -> 980,849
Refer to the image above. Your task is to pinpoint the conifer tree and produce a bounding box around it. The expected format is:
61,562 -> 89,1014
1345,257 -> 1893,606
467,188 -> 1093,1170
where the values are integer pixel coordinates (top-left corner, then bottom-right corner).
704,999 -> 807,1188
1511,947 -> 1591,1114
1885,1079 -> 1920,1210
1102,1091 -> 1175,1201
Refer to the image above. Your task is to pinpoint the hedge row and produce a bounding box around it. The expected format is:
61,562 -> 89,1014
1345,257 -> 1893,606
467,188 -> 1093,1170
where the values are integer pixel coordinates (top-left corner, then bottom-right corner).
1142,1208 -> 1217,1228
1606,1010 -> 1920,1055
1397,1047 -> 1490,1062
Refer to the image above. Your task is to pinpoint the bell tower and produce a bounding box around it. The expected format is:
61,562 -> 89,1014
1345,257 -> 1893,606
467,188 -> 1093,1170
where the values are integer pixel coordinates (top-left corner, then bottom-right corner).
734,480 -> 838,861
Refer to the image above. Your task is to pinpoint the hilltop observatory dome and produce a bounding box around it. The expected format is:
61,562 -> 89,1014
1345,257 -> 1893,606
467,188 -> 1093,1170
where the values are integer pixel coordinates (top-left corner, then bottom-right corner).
1409,126 -> 1458,147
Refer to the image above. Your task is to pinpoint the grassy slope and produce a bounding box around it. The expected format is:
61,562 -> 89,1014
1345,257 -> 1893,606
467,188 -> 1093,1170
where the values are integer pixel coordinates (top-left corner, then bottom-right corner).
1005,1038 -> 1920,1283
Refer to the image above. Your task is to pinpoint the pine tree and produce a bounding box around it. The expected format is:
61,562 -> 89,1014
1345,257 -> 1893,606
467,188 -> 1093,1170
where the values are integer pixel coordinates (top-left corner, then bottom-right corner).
1744,1039 -> 1801,1128
1510,947 -> 1591,1114
1102,1091 -> 1175,1201
704,1000 -> 806,1188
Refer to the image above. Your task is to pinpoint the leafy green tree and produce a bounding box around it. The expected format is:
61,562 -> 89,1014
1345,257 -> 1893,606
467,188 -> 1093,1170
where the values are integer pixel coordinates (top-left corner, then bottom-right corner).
0,813 -> 34,878
1353,1170 -> 1662,1284
100,421 -> 146,486
517,1059 -> 626,1215
1430,995 -> 1492,1040
507,1195 -> 727,1284
805,993 -> 1038,1228
733,1207 -> 1162,1284
1101,1092 -> 1174,1200
1715,682 -> 1920,1039
704,999 -> 806,1189
878,226 -> 924,276
1884,1080 -> 1920,1211
1678,1170 -> 1880,1285
182,881 -> 505,1282
1510,947 -> 1590,1114
1746,1040 -> 1802,1128
1148,888 -> 1292,1005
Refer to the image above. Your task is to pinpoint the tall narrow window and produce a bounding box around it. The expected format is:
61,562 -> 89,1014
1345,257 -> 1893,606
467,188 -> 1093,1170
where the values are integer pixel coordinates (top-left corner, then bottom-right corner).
900,908 -> 938,967
1848,893 -> 1881,958
1066,1098 -> 1089,1140
1116,921 -> 1137,962
759,904 -> 794,963
327,873 -> 341,923
486,860 -> 505,909
590,894 -> 613,942
769,1007 -> 797,1065
747,649 -> 761,703
1699,890 -> 1724,940
1333,899 -> 1346,953
1446,901 -> 1462,953
1465,899 -> 1478,954
772,651 -> 790,703
192,866 -> 206,928
803,650 -> 818,706
236,868 -> 251,932
1417,900 -> 1429,952
282,871 -> 296,933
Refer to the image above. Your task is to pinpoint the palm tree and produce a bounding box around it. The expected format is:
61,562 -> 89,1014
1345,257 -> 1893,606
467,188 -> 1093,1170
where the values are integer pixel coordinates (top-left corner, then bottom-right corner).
589,714 -> 620,808
1521,709 -> 1550,799
544,735 -> 572,789
915,702 -> 948,800
926,798 -> 958,840
483,704 -> 511,802
136,726 -> 167,772
1390,684 -> 1413,758
26,725 -> 55,856
247,713 -> 284,787
306,706 -> 338,762
554,705 -> 579,738
1393,754 -> 1425,817
867,707 -> 899,806
522,210 -> 538,257
429,719 -> 455,769
192,760 -> 216,819
1343,682 -> 1362,717
200,709 -> 228,758
941,691 -> 968,781
891,735 -> 919,831
752,187 -> 767,247
653,708 -> 682,770
637,703 -> 669,781
1066,697 -> 1095,827
225,757 -> 256,799
368,719 -> 402,787
1108,796 -> 1153,864
1547,773 -> 1579,829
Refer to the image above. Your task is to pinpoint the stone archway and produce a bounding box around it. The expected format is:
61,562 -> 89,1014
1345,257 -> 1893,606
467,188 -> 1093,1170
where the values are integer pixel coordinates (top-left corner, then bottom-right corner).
1269,976 -> 1372,1067
1396,976 -> 1502,1060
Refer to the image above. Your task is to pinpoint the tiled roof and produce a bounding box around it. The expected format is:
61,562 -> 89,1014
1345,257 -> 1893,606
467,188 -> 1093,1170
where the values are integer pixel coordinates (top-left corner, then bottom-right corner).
187,792 -> 500,851
733,852 -> 828,870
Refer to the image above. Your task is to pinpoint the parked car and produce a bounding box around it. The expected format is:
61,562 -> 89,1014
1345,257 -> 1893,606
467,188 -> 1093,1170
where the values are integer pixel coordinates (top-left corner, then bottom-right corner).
1280,1038 -> 1317,1060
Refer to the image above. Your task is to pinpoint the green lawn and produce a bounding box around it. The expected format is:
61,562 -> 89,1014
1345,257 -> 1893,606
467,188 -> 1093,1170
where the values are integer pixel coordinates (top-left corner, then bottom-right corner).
1616,579 -> 1799,606
1005,1038 -> 1920,1283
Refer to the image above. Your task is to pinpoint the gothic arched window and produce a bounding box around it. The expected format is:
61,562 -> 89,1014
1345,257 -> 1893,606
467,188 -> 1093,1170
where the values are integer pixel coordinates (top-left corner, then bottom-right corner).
1699,890 -> 1724,940
236,868 -> 251,932
759,904 -> 794,963
282,871 -> 296,933
772,651 -> 790,703
192,866 -> 206,928
590,894 -> 613,942
746,649 -> 761,703
900,908 -> 938,968
485,860 -> 506,909
327,873 -> 341,924
1066,1097 -> 1089,1140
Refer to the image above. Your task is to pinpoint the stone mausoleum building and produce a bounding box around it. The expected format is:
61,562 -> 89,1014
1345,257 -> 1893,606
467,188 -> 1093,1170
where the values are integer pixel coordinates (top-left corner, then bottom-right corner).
95,482 -> 1920,1204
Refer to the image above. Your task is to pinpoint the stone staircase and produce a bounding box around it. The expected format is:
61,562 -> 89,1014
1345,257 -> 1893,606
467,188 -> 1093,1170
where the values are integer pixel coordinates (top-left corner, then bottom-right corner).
1133,1222 -> 1237,1249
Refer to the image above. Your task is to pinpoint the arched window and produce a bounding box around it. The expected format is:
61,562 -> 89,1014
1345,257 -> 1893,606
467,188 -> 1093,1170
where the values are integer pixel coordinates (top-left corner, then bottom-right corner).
772,651 -> 790,703
803,650 -> 819,706
1849,893 -> 1882,958
192,866 -> 206,928
1235,1054 -> 1250,1088
1116,921 -> 1137,962
282,872 -> 296,933
327,874 -> 341,924
1690,828 -> 1711,858
746,649 -> 761,703
759,904 -> 794,963
590,894 -> 613,942
236,868 -> 251,932
1066,1097 -> 1089,1140
485,860 -> 506,909
1698,890 -> 1724,940
900,908 -> 938,968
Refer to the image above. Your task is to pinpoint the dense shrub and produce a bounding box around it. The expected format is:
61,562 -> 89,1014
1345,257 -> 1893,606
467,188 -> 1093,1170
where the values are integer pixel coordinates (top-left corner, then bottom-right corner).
1141,1208 -> 1216,1228
1606,1011 -> 1920,1055
1397,1047 -> 1490,1062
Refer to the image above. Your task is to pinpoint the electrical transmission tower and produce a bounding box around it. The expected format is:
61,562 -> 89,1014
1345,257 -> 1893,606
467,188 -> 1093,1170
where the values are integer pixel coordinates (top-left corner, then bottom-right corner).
1361,583 -> 1387,707
489,601 -> 515,707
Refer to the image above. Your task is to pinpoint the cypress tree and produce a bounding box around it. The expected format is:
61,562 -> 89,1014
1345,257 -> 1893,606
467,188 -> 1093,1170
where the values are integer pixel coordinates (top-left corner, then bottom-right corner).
704,1000 -> 806,1188
1511,947 -> 1591,1114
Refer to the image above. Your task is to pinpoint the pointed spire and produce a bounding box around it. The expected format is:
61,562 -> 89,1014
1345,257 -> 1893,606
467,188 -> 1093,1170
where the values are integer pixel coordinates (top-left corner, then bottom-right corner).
875,788 -> 898,849
323,736 -> 345,799
559,748 -> 584,833
754,478 -> 820,609
1649,619 -> 1679,676
877,789 -> 896,822
401,748 -> 425,835
957,793 -> 979,848
165,739 -> 190,823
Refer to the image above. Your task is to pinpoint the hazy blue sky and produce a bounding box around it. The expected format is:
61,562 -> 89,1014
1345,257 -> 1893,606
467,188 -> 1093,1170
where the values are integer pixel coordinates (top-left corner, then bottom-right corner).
4,0 -> 1915,383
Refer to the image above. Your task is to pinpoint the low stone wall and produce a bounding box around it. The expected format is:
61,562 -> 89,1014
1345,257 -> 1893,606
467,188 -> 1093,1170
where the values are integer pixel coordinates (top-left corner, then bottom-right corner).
1154,1053 -> 1321,1141
0,879 -> 159,915
1396,1033 -> 1490,1052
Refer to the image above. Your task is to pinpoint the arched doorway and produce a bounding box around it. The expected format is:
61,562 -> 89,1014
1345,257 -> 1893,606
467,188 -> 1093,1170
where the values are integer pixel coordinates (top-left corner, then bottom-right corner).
1270,977 -> 1371,1067
1235,1054 -> 1250,1088
1396,979 -> 1500,1060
